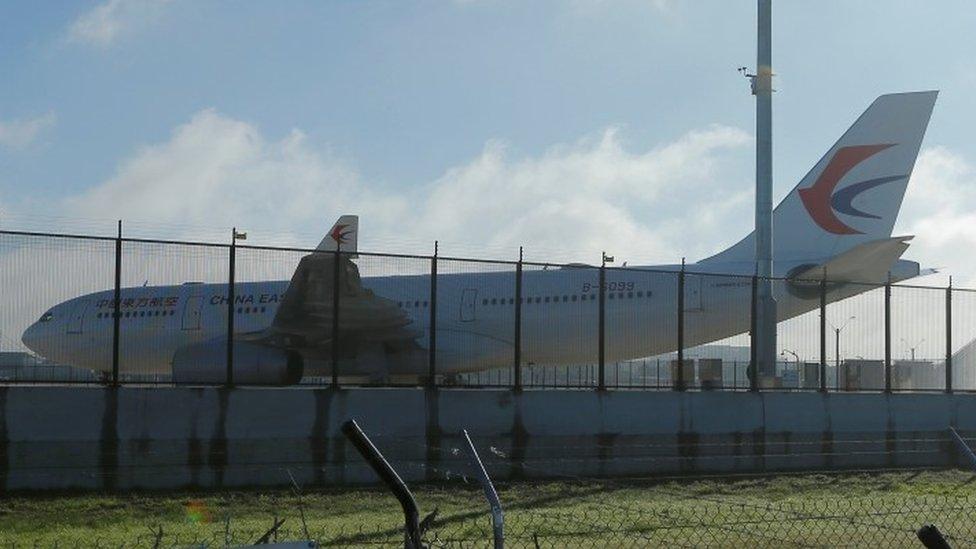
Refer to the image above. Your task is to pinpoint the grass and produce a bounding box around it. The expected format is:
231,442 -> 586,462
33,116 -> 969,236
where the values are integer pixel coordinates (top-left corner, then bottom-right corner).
2,469 -> 976,547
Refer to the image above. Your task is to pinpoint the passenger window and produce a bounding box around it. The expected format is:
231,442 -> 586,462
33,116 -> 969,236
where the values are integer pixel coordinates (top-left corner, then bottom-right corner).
572,295 -> 577,302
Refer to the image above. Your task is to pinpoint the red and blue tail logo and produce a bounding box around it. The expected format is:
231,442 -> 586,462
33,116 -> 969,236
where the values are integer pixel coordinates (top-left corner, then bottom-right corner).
330,224 -> 352,244
798,144 -> 907,235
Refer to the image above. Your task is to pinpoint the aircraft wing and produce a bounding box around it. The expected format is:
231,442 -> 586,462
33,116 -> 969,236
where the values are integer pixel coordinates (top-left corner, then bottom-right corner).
242,215 -> 420,354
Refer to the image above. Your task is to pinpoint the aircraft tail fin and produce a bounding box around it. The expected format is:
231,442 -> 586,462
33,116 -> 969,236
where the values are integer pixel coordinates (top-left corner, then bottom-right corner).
702,91 -> 937,268
317,215 -> 359,254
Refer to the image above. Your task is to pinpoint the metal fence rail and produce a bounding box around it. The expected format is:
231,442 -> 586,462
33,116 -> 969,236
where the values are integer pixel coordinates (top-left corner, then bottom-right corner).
1,227 -> 973,392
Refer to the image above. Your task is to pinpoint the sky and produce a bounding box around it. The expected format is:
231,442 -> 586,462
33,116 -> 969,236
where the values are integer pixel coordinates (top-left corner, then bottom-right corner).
2,0 -> 976,281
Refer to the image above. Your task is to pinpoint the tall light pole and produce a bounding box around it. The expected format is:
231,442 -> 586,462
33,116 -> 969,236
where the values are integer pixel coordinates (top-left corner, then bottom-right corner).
752,0 -> 776,378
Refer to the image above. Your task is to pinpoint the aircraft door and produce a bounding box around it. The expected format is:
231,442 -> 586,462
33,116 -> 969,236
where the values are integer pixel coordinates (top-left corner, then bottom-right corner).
66,300 -> 89,334
683,274 -> 702,311
460,289 -> 477,322
182,296 -> 204,330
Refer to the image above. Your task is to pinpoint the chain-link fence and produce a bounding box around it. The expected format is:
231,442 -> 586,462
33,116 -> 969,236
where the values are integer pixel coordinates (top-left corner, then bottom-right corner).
0,227 -> 972,393
3,470 -> 976,547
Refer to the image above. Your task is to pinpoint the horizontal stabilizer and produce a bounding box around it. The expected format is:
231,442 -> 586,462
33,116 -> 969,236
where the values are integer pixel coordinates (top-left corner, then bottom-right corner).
790,236 -> 915,284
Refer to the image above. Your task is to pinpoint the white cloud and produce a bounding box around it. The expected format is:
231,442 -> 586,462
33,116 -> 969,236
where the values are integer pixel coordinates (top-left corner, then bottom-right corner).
67,109 -> 404,242
409,126 -> 751,261
65,109 -> 752,264
895,146 -> 976,287
0,112 -> 56,150
66,0 -> 172,48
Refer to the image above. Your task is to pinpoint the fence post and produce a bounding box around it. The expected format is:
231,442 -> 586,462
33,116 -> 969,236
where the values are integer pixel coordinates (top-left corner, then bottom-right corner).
226,228 -> 237,387
428,242 -> 437,388
819,275 -> 827,393
461,430 -> 504,549
598,253 -> 608,391
749,273 -> 758,392
341,420 -> 423,548
332,246 -> 341,388
884,273 -> 891,393
946,278 -> 953,394
677,259 -> 686,392
514,247 -> 523,391
112,220 -> 122,386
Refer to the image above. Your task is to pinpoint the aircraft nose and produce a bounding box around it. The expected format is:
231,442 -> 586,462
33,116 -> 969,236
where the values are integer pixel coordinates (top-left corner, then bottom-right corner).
21,322 -> 41,354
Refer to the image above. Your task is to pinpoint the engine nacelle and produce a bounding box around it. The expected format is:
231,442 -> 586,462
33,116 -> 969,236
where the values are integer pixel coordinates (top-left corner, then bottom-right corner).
172,341 -> 303,385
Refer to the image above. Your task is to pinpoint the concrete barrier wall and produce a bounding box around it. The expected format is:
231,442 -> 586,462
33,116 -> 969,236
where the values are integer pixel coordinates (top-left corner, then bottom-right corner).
0,387 -> 972,492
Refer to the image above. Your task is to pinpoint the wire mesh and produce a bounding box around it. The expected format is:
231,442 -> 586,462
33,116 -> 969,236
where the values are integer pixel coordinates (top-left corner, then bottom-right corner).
0,233 -> 116,383
5,468 -> 976,547
683,272 -> 753,391
601,267 -> 674,389
118,240 -> 229,383
518,263 -> 600,389
952,288 -> 976,392
233,245 -> 319,385
2,229 -> 974,393
823,281 -> 887,391
437,258 -> 517,388
774,276 -> 824,391
890,284 -> 947,391
355,252 -> 433,386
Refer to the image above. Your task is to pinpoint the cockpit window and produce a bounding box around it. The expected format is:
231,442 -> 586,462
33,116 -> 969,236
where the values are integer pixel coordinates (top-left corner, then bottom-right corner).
39,311 -> 54,323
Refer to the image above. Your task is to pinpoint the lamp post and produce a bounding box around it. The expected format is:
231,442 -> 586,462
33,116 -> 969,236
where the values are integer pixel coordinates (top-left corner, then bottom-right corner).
901,337 -> 924,361
226,228 -> 246,386
828,316 -> 856,388
781,349 -> 799,388
828,316 -> 856,368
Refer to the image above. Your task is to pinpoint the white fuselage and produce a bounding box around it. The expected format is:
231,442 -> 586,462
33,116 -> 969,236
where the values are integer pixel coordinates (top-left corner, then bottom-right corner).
20,258 -> 898,377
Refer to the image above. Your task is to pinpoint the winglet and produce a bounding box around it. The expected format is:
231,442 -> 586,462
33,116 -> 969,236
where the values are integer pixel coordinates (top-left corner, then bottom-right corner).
317,215 -> 359,254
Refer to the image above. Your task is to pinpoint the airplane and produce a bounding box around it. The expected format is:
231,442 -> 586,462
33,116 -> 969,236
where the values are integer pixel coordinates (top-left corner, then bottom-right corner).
20,91 -> 938,385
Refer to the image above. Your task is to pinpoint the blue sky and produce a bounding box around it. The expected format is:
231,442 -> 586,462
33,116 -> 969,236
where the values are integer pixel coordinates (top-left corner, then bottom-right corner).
2,1 -> 976,271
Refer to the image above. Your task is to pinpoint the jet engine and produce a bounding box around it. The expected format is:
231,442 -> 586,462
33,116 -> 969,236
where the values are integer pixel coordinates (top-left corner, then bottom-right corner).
172,340 -> 303,385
